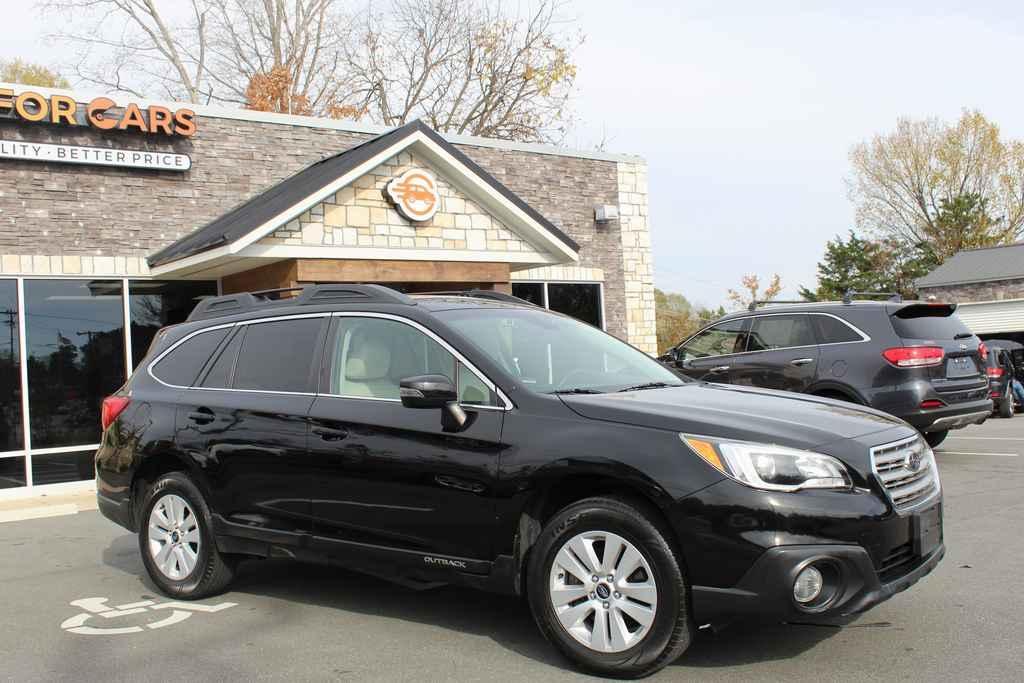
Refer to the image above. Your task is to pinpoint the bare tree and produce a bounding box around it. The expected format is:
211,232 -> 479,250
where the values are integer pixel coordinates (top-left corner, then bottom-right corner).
40,0 -> 350,107
342,0 -> 580,141
39,0 -> 581,142
848,110 -> 1024,255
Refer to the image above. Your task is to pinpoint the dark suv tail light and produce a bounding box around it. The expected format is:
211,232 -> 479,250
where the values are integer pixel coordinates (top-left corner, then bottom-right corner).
882,346 -> 944,368
978,341 -> 987,360
986,366 -> 1004,378
101,396 -> 131,431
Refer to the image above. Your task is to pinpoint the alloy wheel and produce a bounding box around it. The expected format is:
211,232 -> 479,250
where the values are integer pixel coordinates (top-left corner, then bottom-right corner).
548,530 -> 658,653
147,493 -> 201,580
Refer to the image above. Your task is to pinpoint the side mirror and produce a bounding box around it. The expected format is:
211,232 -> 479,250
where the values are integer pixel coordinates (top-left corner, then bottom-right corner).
400,374 -> 457,408
400,374 -> 468,431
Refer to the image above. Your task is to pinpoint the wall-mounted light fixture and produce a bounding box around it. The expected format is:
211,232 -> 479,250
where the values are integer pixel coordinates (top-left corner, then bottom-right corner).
594,205 -> 619,224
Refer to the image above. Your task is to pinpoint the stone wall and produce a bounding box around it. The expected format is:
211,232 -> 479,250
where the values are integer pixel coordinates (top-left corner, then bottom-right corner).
261,150 -> 541,257
918,278 -> 1024,302
0,104 -> 650,346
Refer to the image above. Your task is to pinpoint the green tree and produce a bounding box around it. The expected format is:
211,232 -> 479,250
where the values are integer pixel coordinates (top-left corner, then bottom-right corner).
801,232 -> 938,302
0,59 -> 69,88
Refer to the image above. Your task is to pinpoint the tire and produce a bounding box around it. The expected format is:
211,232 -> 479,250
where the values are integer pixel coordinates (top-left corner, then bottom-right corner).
526,496 -> 692,679
138,472 -> 237,599
999,386 -> 1015,418
924,430 -> 949,448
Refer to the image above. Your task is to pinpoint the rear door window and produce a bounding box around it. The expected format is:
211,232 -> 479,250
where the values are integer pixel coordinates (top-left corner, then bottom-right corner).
151,327 -> 230,387
233,317 -> 325,392
747,314 -> 816,351
890,305 -> 972,340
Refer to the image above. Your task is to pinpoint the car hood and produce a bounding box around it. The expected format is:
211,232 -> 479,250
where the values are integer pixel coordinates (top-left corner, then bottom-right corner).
559,382 -> 908,451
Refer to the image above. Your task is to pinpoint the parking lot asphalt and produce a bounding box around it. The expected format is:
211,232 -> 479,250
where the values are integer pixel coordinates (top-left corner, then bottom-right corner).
2,418 -> 1024,682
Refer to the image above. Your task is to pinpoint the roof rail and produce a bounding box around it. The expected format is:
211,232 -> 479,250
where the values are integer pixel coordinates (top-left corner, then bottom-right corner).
747,299 -> 816,311
418,289 -> 538,306
186,284 -> 415,322
841,290 -> 903,304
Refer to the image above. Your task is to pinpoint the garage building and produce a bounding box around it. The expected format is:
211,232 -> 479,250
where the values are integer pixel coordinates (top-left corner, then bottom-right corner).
916,242 -> 1024,344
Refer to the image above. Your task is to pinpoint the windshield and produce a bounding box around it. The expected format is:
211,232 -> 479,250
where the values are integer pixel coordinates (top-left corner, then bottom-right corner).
437,307 -> 686,394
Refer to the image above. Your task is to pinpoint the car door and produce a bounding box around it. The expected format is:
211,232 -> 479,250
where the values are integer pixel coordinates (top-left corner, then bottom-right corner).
730,313 -> 819,393
668,318 -> 750,383
306,313 -> 504,562
174,314 -> 328,533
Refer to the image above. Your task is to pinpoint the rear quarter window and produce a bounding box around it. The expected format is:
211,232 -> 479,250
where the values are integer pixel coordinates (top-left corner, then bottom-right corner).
890,306 -> 972,340
813,315 -> 864,344
151,327 -> 230,386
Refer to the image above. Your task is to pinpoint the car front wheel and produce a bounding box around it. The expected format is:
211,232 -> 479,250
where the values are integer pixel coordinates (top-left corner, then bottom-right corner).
527,496 -> 692,678
139,471 -> 237,599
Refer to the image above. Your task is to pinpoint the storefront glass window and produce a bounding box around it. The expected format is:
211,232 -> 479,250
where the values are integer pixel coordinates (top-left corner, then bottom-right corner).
547,283 -> 603,328
511,283 -> 545,307
24,279 -> 126,450
0,456 -> 27,489
129,280 -> 217,368
0,279 -> 22,452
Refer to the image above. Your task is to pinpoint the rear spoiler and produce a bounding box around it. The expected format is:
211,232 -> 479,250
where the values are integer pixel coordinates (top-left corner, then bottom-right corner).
888,302 -> 958,318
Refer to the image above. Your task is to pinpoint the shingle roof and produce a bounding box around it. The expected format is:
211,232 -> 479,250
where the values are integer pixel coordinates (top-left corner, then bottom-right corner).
916,242 -> 1024,288
147,119 -> 579,267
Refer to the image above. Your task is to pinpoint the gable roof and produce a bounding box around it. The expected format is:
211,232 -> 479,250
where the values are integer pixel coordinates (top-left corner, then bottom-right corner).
148,119 -> 579,268
916,242 -> 1024,288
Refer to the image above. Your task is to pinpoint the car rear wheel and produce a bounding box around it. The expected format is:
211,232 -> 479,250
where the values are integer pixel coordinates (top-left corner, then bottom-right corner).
999,386 -> 1015,418
924,430 -> 949,448
526,496 -> 692,679
139,472 -> 237,599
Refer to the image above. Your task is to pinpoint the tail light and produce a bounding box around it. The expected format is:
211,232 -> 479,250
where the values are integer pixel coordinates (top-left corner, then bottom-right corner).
101,396 -> 131,431
991,390 -> 1001,399
987,367 -> 1004,378
920,399 -> 946,409
882,346 -> 944,368
978,341 -> 987,359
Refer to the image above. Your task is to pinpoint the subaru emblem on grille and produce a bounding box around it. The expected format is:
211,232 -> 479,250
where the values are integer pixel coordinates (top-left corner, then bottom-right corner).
907,449 -> 923,471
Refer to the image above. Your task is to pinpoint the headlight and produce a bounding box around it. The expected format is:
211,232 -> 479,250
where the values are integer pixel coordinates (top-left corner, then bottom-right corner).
681,434 -> 852,492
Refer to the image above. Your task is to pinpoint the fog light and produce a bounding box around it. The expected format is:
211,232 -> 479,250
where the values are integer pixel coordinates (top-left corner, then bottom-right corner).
793,565 -> 824,604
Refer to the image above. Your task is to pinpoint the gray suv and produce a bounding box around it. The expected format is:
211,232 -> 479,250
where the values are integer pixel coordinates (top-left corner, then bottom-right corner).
659,299 -> 992,447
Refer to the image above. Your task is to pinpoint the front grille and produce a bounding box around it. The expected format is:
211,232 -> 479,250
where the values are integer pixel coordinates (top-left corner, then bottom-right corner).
870,436 -> 941,512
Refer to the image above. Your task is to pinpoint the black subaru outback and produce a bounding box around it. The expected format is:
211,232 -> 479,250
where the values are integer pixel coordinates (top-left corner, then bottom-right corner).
97,286 -> 944,678
660,298 -> 991,448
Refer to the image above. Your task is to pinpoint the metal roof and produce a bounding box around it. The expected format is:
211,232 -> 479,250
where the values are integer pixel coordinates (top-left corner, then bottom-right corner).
916,242 -> 1024,288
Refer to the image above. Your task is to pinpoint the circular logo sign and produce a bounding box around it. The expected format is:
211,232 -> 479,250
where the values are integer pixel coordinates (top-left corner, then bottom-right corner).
386,169 -> 440,222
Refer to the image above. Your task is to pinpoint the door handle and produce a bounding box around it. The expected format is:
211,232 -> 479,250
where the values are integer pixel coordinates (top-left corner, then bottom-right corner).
313,426 -> 349,441
790,358 -> 815,366
186,409 -> 214,424
708,365 -> 730,373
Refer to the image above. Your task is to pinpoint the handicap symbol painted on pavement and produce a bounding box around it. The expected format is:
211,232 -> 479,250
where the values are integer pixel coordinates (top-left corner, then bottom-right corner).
60,597 -> 236,635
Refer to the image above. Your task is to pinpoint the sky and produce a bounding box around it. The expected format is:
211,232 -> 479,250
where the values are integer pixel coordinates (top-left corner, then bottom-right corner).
6,1 -> 1024,308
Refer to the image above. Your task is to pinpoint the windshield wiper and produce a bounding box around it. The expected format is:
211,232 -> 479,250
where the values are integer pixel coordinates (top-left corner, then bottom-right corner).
550,388 -> 605,395
954,332 -> 974,340
617,381 -> 681,393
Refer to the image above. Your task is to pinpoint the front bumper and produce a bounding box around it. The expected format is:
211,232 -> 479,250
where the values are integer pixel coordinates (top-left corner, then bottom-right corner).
692,540 -> 944,627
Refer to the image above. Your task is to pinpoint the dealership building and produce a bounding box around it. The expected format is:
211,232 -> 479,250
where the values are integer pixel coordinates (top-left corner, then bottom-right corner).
0,83 -> 655,495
